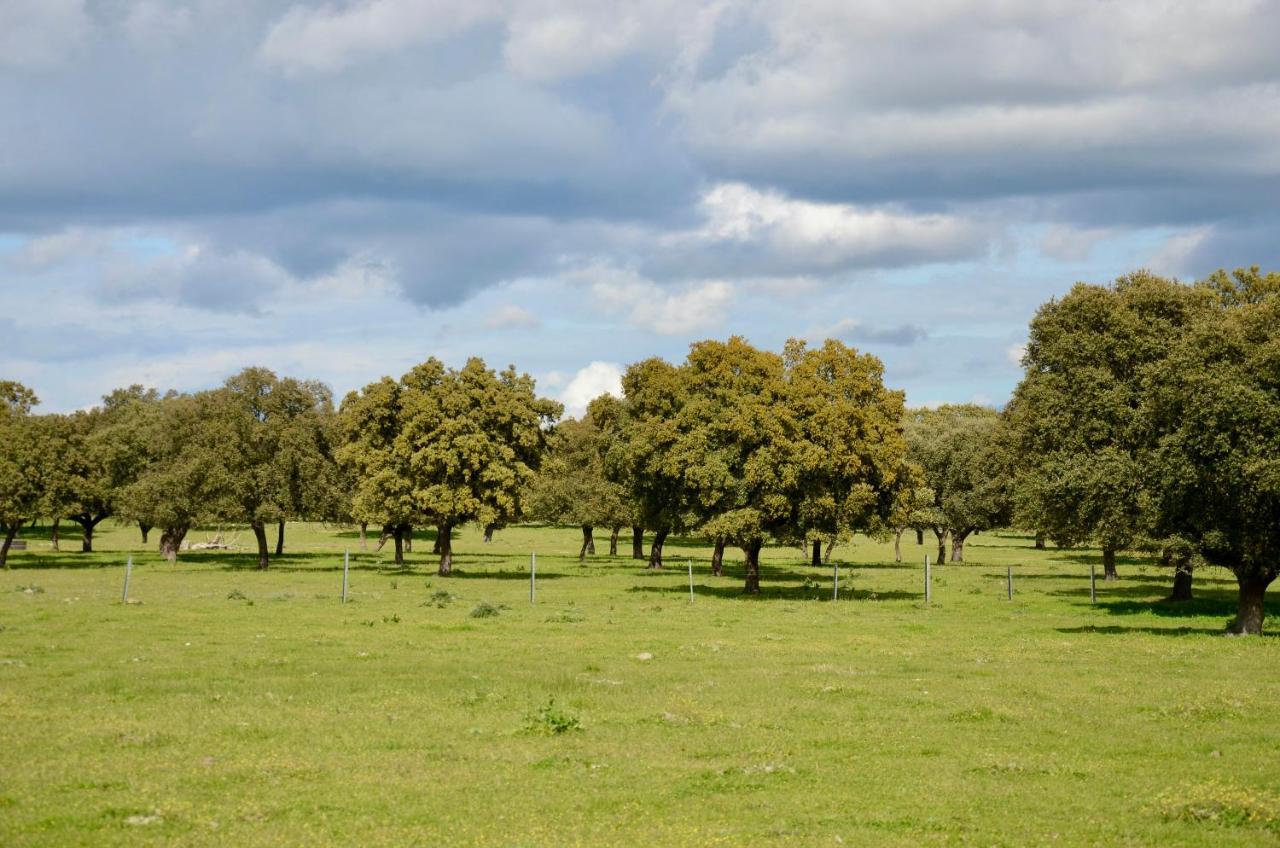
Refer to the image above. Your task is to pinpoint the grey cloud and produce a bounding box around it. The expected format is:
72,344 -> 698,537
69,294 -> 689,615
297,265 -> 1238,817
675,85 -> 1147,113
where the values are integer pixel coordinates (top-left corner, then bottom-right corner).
822,318 -> 928,348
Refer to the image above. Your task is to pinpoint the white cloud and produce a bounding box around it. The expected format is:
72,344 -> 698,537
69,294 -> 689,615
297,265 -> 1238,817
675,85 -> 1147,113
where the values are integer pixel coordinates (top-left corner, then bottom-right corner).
676,182 -> 986,270
576,264 -> 733,335
559,361 -> 623,418
482,303 -> 541,331
1148,228 -> 1212,278
1006,344 -> 1027,366
260,0 -> 499,75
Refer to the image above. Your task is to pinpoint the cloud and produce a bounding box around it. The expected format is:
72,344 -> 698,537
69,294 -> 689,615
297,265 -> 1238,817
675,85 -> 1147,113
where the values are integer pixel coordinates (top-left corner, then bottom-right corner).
577,264 -> 734,335
816,318 -> 929,347
1006,344 -> 1027,367
260,0 -> 500,75
483,303 -> 541,331
559,361 -> 623,418
1039,225 -> 1117,262
644,182 -> 989,279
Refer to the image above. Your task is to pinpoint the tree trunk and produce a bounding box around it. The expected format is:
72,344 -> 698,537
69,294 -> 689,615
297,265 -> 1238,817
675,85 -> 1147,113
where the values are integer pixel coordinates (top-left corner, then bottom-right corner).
609,527 -> 619,556
359,521 -> 367,552
252,521 -> 269,570
1170,559 -> 1194,602
915,528 -> 924,546
484,524 -> 495,543
404,525 -> 413,553
579,525 -> 594,561
711,536 -> 726,576
1102,546 -> 1118,580
631,526 -> 644,560
894,529 -> 903,563
743,539 -> 763,594
587,526 -> 596,555
647,528 -> 668,569
73,514 -> 103,553
432,533 -> 441,555
950,530 -> 970,563
159,526 -> 187,563
0,527 -> 15,569
824,541 -> 834,564
392,525 -> 404,565
1227,572 -> 1273,636
376,524 -> 392,552
1034,531 -> 1046,550
139,523 -> 151,544
51,518 -> 60,552
810,540 -> 822,567
933,528 -> 947,565
437,523 -> 453,576
275,520 -> 285,557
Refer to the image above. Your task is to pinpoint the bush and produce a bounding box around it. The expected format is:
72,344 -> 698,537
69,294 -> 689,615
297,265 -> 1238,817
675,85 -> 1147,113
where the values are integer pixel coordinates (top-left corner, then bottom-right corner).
226,589 -> 247,600
524,698 -> 582,735
469,601 -> 501,619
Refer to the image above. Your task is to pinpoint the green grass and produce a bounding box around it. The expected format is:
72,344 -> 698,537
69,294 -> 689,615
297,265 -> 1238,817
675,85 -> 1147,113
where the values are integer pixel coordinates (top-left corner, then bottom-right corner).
1,522 -> 1278,846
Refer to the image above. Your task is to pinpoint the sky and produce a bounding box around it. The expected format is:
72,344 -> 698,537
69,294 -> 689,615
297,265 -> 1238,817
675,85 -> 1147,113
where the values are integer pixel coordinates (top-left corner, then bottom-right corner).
3,0 -> 1279,415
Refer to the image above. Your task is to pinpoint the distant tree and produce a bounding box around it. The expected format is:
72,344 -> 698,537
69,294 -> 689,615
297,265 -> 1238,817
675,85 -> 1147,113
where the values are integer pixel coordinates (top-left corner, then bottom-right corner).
0,383 -> 45,568
886,471 -> 933,563
1006,272 -> 1208,581
119,391 -> 223,562
202,368 -> 336,569
1143,267 -> 1280,634
785,338 -> 909,566
528,415 -> 630,561
338,377 -> 417,565
607,358 -> 690,569
341,358 -> 560,575
401,358 -> 560,574
904,405 -> 1012,563
588,393 -> 646,560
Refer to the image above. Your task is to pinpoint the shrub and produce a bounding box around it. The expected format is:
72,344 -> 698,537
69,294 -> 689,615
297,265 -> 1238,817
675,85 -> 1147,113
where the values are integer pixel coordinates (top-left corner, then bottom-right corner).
524,698 -> 582,735
469,601 -> 501,619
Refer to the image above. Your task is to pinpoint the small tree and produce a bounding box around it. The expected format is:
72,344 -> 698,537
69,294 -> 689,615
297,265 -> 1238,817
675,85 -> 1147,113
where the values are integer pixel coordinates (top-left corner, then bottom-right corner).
904,405 -> 1012,563
528,416 -> 630,561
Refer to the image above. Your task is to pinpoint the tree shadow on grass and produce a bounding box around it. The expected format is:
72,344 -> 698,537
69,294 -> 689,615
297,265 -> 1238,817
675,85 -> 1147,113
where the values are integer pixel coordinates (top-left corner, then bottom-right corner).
1055,624 -> 1242,637
1098,595 -> 1275,620
4,554 -> 136,570
626,582 -> 920,602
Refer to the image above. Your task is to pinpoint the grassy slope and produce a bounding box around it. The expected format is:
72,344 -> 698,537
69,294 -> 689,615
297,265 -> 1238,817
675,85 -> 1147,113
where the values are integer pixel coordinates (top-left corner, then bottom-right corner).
1,522 -> 1277,846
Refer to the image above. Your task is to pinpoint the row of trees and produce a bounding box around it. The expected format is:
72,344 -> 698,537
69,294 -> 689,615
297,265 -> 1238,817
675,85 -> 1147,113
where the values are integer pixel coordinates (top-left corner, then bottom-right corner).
529,338 -> 910,592
2,266 -> 1276,630
0,370 -> 342,569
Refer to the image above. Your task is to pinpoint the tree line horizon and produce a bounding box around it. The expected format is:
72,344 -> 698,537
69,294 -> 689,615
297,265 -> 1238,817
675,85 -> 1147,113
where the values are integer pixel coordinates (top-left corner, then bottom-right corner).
1,266 -> 1277,633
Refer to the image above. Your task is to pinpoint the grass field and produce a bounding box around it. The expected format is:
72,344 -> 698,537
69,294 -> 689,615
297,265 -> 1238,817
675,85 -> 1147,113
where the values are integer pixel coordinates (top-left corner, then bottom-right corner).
1,521 -> 1278,846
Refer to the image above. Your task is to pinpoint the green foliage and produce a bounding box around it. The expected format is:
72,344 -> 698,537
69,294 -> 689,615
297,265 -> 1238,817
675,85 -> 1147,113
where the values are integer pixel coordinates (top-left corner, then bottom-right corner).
1006,271 -> 1207,553
904,404 -> 1012,558
340,357 -> 561,573
469,600 -> 502,618
0,384 -> 48,566
603,337 -> 906,589
524,698 -> 582,735
527,415 -> 631,537
1142,270 -> 1280,621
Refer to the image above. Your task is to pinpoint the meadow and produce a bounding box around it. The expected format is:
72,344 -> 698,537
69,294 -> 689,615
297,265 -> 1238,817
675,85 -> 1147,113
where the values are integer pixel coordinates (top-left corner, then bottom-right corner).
1,522 -> 1277,846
